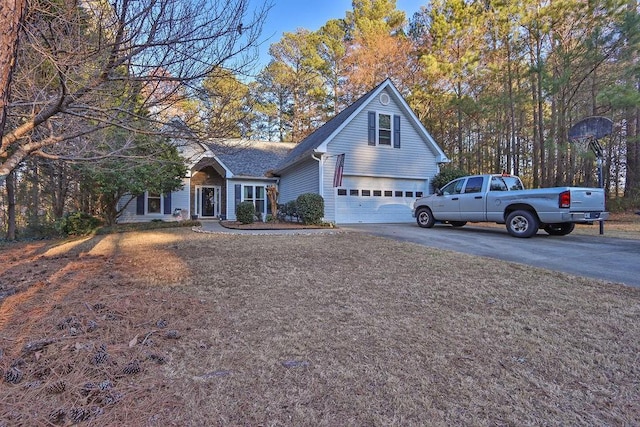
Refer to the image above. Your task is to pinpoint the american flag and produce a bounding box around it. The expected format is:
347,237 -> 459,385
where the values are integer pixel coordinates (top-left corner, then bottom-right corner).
333,153 -> 345,187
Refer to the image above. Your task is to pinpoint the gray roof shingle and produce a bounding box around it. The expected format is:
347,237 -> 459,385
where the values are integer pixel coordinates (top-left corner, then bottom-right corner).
274,80 -> 387,173
204,140 -> 296,178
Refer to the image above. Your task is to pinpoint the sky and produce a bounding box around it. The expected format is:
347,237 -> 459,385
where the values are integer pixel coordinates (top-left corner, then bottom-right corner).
253,0 -> 427,68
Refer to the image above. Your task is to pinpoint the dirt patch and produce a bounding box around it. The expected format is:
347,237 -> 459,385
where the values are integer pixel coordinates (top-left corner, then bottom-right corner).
1,228 -> 639,425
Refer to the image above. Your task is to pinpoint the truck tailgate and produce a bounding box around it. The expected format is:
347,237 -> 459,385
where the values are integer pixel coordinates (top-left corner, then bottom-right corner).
570,187 -> 606,212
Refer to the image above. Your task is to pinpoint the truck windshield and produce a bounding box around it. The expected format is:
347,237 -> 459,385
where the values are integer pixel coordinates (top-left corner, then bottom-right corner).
490,176 -> 524,191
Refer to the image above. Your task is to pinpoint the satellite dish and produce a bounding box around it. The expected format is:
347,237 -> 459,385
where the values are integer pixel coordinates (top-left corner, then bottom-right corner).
568,116 -> 613,141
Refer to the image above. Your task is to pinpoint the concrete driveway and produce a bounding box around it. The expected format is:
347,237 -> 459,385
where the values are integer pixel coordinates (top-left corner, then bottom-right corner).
341,223 -> 640,288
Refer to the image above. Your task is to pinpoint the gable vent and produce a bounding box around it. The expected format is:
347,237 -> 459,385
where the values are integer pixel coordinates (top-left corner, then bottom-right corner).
379,93 -> 390,105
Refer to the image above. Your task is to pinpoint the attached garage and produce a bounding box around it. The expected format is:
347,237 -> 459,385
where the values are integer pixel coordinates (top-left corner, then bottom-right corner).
273,79 -> 449,225
335,176 -> 428,223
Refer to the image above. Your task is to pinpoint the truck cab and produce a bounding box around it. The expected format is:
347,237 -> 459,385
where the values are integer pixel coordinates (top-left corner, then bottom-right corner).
431,175 -> 524,222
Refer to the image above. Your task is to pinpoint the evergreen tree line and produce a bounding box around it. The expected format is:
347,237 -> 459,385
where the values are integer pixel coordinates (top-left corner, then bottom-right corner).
230,0 -> 639,202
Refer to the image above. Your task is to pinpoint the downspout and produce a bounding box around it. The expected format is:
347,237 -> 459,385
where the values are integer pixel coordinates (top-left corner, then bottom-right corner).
312,152 -> 323,196
312,152 -> 325,220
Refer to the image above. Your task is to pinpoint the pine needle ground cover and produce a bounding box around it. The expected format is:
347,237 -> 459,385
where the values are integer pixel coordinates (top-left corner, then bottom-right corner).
1,228 -> 639,426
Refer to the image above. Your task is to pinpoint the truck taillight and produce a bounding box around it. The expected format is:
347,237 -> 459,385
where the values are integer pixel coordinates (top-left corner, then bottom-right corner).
559,190 -> 571,208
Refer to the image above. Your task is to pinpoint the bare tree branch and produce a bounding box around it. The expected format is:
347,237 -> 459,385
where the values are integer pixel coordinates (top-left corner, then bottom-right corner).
0,0 -> 272,183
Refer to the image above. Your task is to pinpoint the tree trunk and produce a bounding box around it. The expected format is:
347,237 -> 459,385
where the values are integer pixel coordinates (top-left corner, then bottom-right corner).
6,169 -> 16,240
456,82 -> 464,170
625,104 -> 640,198
0,0 -> 26,139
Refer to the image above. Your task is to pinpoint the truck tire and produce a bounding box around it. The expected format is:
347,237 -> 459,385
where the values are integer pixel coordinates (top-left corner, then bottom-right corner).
416,207 -> 435,228
543,223 -> 575,236
506,210 -> 539,238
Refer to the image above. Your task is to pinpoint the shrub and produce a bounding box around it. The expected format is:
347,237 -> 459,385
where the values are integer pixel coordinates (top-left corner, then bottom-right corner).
432,167 -> 468,191
296,193 -> 324,225
58,212 -> 102,236
277,200 -> 298,221
236,201 -> 256,224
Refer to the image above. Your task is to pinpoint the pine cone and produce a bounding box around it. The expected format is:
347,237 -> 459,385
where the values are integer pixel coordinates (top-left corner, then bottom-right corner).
99,391 -> 122,406
148,354 -> 166,365
156,319 -> 168,328
70,407 -> 90,423
122,360 -> 141,375
46,380 -> 67,394
48,408 -> 65,424
98,380 -> 113,391
86,320 -> 98,332
91,351 -> 109,365
80,382 -> 98,396
5,367 -> 23,384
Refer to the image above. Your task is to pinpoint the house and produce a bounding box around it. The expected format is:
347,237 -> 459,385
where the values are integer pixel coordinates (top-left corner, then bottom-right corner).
117,79 -> 449,224
274,78 -> 449,223
117,139 -> 296,223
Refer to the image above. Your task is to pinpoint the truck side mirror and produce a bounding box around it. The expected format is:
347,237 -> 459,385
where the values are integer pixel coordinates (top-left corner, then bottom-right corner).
435,188 -> 443,196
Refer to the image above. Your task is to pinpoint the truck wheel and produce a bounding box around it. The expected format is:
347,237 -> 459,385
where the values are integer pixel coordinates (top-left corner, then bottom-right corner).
450,221 -> 467,227
416,207 -> 435,228
506,210 -> 539,238
543,223 -> 575,236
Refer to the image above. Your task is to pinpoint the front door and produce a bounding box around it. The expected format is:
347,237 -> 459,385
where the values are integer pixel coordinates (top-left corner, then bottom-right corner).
196,186 -> 220,218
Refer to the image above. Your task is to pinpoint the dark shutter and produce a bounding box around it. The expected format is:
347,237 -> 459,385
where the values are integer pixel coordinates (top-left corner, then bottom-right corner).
136,194 -> 145,215
163,193 -> 172,214
234,184 -> 242,208
393,115 -> 401,148
368,111 -> 376,146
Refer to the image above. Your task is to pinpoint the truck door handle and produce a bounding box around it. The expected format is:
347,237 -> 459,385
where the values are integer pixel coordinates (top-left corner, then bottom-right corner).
474,196 -> 482,199
452,197 -> 459,200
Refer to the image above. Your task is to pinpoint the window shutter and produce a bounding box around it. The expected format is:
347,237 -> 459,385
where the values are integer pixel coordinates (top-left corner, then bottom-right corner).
234,184 -> 242,207
393,115 -> 401,148
368,111 -> 376,146
163,193 -> 172,214
136,194 -> 145,215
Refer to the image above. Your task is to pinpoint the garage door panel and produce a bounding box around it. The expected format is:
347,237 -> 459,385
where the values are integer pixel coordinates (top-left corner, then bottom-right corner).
336,177 -> 427,223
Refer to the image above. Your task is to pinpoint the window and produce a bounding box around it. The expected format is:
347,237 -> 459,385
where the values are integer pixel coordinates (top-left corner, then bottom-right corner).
490,176 -> 507,191
405,191 -> 414,198
378,114 -> 391,145
362,190 -> 371,196
373,190 -> 382,196
490,176 -> 524,191
395,190 -> 403,197
416,191 -> 423,197
464,177 -> 484,193
368,111 -> 400,148
384,190 -> 392,197
137,192 -> 171,215
147,192 -> 161,213
441,179 -> 464,195
244,185 -> 266,216
350,189 -> 359,196
338,189 -> 347,196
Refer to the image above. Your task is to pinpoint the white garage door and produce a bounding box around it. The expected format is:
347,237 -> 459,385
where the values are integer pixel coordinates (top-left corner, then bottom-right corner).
335,176 -> 427,223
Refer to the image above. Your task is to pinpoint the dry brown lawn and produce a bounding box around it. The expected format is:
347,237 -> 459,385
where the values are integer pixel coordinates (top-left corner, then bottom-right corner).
1,219 -> 639,426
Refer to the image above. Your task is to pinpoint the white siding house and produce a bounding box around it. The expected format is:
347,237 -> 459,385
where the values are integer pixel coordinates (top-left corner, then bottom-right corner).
117,79 -> 448,225
117,140 -> 295,223
273,78 -> 449,224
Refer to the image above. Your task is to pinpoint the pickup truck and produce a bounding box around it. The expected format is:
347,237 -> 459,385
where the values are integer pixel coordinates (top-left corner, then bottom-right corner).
412,174 -> 609,238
